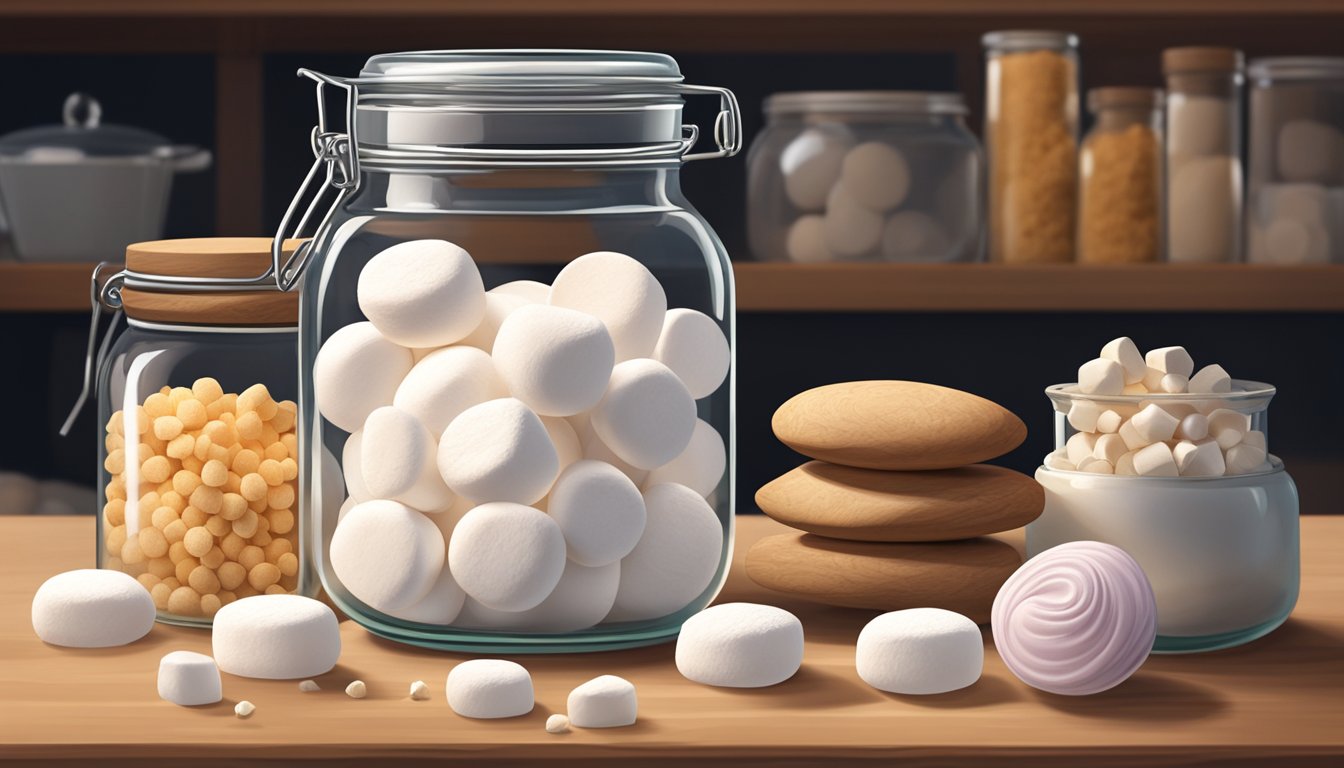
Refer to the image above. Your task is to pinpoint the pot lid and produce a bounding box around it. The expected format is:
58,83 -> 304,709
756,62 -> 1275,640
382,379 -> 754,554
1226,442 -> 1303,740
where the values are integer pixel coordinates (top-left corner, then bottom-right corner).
0,93 -> 172,159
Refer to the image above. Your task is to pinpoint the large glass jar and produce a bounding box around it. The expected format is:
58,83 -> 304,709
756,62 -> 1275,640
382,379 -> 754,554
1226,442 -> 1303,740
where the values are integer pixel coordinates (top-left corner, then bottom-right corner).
80,238 -> 306,627
746,91 -> 983,263
1078,87 -> 1163,264
277,50 -> 738,653
1247,57 -> 1344,264
1033,382 -> 1299,653
983,30 -> 1080,263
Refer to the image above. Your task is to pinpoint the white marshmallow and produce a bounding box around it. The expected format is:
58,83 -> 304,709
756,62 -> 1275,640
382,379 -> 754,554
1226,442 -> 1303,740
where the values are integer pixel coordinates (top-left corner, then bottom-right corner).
1065,431 -> 1098,467
345,679 -> 368,699
823,185 -> 883,258
157,651 -> 222,706
1043,449 -> 1075,471
1174,439 -> 1226,477
313,322 -> 415,433
1096,410 -> 1124,434
437,398 -> 559,505
299,680 -> 320,692
1067,401 -> 1101,433
550,251 -> 667,361
458,292 -> 530,354
1100,337 -> 1147,385
1118,420 -> 1149,452
338,496 -> 358,522
839,142 -> 911,211
644,419 -> 727,498
608,483 -> 723,622
1078,358 -> 1124,395
652,308 -> 730,400
1151,400 -> 1198,421
879,210 -> 950,262
212,595 -> 341,679
31,569 -> 155,648
1243,430 -> 1267,451
1208,408 -> 1251,450
540,416 -> 583,473
1225,442 -> 1269,475
448,502 -> 566,612
1159,373 -> 1189,394
1124,382 -> 1150,395
1277,119 -> 1344,184
1188,364 -> 1233,394
780,126 -> 851,210
1145,346 -> 1195,379
1141,366 -> 1165,392
546,714 -> 570,733
234,701 -> 255,718
341,431 -> 371,503
1078,458 -> 1115,475
446,660 -> 534,719
578,416 -> 651,486
675,603 -> 803,688
1176,413 -> 1209,442
394,346 -> 508,438
784,215 -> 834,263
547,460 -> 646,567
489,279 -> 551,304
1130,403 -> 1180,444
567,675 -> 638,728
1132,442 -> 1179,477
856,608 -> 983,695
456,559 -> 620,633
591,359 -> 697,470
1092,433 -> 1128,466
410,680 -> 431,700
330,500 -> 445,612
492,304 -> 616,417
357,239 -> 485,348
1114,451 -> 1138,476
381,566 -> 467,626
361,406 -> 454,512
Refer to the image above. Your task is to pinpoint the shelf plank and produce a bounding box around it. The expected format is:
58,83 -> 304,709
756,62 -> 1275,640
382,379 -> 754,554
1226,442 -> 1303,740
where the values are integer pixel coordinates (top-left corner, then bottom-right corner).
0,263 -> 98,313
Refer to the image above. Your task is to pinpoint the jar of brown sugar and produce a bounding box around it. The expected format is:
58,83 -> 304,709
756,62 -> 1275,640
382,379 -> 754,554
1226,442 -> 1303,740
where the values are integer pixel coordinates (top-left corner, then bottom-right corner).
1079,87 -> 1164,264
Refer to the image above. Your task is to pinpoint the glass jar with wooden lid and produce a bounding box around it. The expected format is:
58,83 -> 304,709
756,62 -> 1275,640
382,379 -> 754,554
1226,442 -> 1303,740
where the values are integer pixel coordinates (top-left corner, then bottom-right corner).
1079,87 -> 1164,264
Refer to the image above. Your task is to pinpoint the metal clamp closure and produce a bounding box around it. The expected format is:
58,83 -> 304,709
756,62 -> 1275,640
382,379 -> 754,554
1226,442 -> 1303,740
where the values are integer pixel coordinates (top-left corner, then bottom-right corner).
60,263 -> 126,437
676,84 -> 743,162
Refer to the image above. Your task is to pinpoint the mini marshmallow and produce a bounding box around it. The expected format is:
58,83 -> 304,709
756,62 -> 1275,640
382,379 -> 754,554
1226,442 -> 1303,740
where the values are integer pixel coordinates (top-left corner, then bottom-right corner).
567,675 -> 638,728
1067,401 -> 1101,433
456,559 -> 620,633
446,660 -> 534,719
157,651 -> 222,706
410,680 -> 431,701
1078,358 -> 1124,396
1065,431 -> 1098,467
357,239 -> 485,348
839,142 -> 911,211
652,308 -> 730,400
1044,449 -> 1075,471
1078,458 -> 1115,475
342,431 -> 371,502
1114,452 -> 1138,475
644,419 -> 727,498
313,322 -> 415,433
1175,413 -> 1209,442
492,304 -> 616,417
1118,420 -> 1148,452
459,292 -> 530,353
299,680 -> 320,692
490,280 -> 550,304
856,608 -> 982,695
31,569 -> 155,648
330,500 -> 445,613
381,566 -> 467,626
675,603 -> 803,688
1188,364 -> 1232,394
591,359 -> 697,470
393,346 -> 507,437
437,398 -> 559,505
607,483 -> 724,623
550,251 -> 667,361
1243,430 -> 1267,451
1208,408 -> 1251,450
1100,337 -> 1147,385
1145,346 -> 1195,379
1124,382 -> 1149,395
1142,367 -> 1165,392
1174,440 -> 1226,477
1092,433 -> 1128,466
823,185 -> 883,258
360,407 -> 454,512
212,595 -> 341,679
547,460 -> 646,567
540,416 -> 583,473
235,701 -> 255,718
785,215 -> 834,263
1132,442 -> 1179,477
1159,374 -> 1189,394
546,714 -> 570,734
780,126 -> 852,210
1096,410 -> 1124,434
346,680 -> 367,699
1130,403 -> 1180,444
1226,442 -> 1269,475
448,502 -> 566,612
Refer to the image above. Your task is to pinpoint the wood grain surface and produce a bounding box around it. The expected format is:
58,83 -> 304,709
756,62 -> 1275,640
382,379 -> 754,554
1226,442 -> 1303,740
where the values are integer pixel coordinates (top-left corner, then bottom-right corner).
1,515 -> 1342,767
756,461 -> 1044,541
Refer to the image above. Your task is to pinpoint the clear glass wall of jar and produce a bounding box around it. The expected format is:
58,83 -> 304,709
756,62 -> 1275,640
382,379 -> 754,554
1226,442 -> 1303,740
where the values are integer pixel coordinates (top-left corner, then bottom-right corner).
1078,87 -> 1164,264
1164,47 -> 1245,263
983,30 -> 1080,263
87,239 -> 306,627
279,51 -> 738,653
746,91 -> 983,263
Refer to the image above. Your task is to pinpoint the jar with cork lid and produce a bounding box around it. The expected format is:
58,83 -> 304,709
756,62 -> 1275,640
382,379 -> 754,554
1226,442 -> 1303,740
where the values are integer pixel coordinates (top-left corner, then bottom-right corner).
1078,87 -> 1164,264
66,238 -> 309,626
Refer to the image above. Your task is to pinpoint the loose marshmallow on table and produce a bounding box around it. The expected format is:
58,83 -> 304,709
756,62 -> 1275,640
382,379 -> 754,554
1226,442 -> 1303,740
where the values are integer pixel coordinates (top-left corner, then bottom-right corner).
356,239 -> 485,348
823,185 -> 884,258
1188,364 -> 1232,394
856,608 -> 983,695
1100,337 -> 1147,385
1173,439 -> 1226,477
547,460 -> 646,567
591,359 -> 696,470
492,304 -> 616,417
393,346 -> 507,437
314,322 -> 415,433
360,406 -> 454,512
567,675 -> 638,728
780,126 -> 852,211
607,483 -> 724,623
675,603 -> 804,688
446,659 -> 534,719
437,398 -> 559,505
839,142 -> 911,212
212,595 -> 341,679
330,500 -> 445,613
381,565 -> 467,626
458,292 -> 530,354
785,215 -> 833,263
158,651 -> 223,706
645,419 -> 727,498
456,559 -> 620,633
550,251 -> 667,361
490,279 -> 551,304
1078,358 -> 1124,396
546,714 -> 571,734
447,502 -> 566,612
32,569 -> 155,648
652,308 -> 730,400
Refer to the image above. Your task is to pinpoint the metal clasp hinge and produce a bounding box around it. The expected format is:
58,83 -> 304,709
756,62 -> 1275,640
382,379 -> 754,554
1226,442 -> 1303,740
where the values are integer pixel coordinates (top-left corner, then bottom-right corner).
59,263 -> 126,437
676,84 -> 743,162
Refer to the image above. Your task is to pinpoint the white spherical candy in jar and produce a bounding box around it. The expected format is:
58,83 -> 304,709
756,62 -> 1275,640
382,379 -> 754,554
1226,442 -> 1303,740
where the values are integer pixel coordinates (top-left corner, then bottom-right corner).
645,419 -> 727,498
212,594 -> 341,679
591,359 -> 697,470
456,559 -> 619,633
547,460 -> 647,567
839,141 -> 911,212
360,406 -> 454,512
880,210 -> 950,262
492,304 -> 616,417
856,608 -> 983,694
313,322 -> 414,433
675,603 -> 803,688
550,251 -> 667,361
446,659 -> 534,719
447,502 -> 567,612
356,239 -> 486,349
392,346 -> 507,437
437,398 -> 559,505
779,125 -> 852,211
608,483 -> 724,622
823,185 -> 883,259
382,566 -> 467,626
329,500 -> 445,613
785,215 -> 833,263
458,291 -> 530,354
32,569 -> 156,648
652,308 -> 730,400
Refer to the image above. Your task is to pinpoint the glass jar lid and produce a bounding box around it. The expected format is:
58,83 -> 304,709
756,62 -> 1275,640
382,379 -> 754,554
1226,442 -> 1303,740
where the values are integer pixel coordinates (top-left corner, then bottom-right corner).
1087,87 -> 1164,113
982,30 -> 1079,53
1163,47 -> 1244,76
765,91 -> 967,117
357,49 -> 683,86
1248,57 -> 1344,83
0,93 -> 173,160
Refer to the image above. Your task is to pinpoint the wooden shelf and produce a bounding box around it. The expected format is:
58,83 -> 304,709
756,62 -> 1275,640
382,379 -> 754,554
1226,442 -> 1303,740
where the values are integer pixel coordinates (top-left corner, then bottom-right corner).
0,263 -> 98,313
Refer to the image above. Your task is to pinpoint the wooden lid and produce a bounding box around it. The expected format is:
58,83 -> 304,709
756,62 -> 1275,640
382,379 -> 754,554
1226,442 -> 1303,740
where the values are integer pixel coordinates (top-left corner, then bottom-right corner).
1087,86 -> 1163,112
1163,47 -> 1244,75
121,238 -> 305,326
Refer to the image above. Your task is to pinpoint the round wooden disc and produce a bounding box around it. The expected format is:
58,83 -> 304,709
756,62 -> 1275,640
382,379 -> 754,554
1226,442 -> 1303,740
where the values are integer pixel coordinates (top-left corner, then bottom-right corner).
120,238 -> 305,325
126,238 -> 307,279
119,287 -> 297,327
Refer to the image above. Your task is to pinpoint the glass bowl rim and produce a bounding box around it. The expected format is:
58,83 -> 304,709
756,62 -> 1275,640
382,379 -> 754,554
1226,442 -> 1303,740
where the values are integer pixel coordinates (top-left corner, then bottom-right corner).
1045,379 -> 1275,405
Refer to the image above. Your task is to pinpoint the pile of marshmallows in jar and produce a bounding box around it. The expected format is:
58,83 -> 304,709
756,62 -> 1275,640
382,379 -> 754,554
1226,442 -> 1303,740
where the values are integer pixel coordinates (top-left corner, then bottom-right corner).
314,242 -> 730,631
1045,337 -> 1270,477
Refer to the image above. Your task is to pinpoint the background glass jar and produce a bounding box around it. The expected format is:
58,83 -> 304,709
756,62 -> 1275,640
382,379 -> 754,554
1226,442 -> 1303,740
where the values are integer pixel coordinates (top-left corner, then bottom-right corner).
983,30 -> 1080,263
746,91 -> 983,263
1247,57 -> 1344,264
1033,382 -> 1299,653
81,238 -> 306,626
279,50 -> 737,653
1078,87 -> 1163,264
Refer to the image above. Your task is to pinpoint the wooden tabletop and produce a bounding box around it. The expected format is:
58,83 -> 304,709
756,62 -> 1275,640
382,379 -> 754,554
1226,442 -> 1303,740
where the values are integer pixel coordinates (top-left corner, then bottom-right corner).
2,515 -> 1341,766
